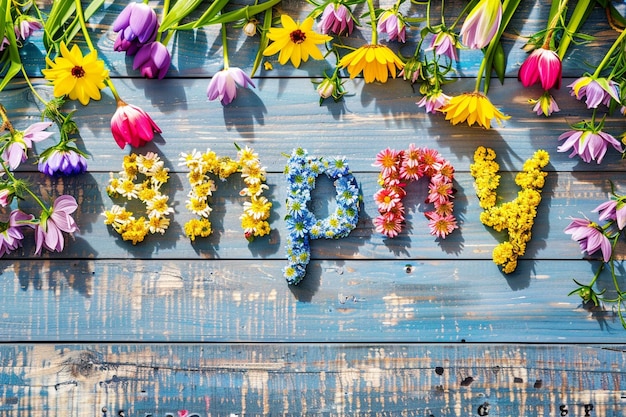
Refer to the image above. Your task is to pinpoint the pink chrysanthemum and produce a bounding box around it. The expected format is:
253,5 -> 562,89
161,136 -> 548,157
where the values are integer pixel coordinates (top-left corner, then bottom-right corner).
374,212 -> 403,238
426,212 -> 459,239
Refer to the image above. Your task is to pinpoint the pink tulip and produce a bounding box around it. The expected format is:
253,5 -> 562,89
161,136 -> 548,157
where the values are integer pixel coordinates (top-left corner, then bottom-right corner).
518,48 -> 562,90
111,101 -> 161,148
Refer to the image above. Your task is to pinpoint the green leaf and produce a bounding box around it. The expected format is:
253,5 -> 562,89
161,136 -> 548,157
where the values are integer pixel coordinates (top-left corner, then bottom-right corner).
250,7 -> 273,77
0,1 -> 7,45
0,14 -> 23,92
65,0 -> 105,44
175,0 -> 230,30
44,0 -> 77,50
160,0 -> 206,32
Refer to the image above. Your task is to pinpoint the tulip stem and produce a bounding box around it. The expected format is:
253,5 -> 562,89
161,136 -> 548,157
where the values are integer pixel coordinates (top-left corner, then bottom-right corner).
0,104 -> 14,134
221,23 -> 230,69
74,0 -> 96,52
106,78 -> 122,103
542,0 -> 568,49
366,0 -> 378,44
592,29 -> 626,78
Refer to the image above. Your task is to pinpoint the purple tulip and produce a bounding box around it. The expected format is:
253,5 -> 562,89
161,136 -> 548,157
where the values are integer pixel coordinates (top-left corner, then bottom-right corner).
318,3 -> 355,36
207,67 -> 255,105
133,42 -> 171,79
427,32 -> 459,61
38,148 -> 88,176
557,126 -> 622,164
112,2 -> 159,44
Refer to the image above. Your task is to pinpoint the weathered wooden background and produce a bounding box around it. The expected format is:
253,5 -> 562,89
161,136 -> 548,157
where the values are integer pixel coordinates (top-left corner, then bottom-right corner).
0,0 -> 625,415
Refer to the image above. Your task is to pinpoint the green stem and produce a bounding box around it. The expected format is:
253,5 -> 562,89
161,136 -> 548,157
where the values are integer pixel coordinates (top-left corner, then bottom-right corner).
557,0 -> 592,59
449,0 -> 479,31
542,0 -> 568,49
221,23 -> 229,69
592,29 -> 626,78
74,0 -> 96,52
0,104 -> 14,133
106,78 -> 122,102
366,0 -> 378,44
0,160 -> 48,212
20,67 -> 47,105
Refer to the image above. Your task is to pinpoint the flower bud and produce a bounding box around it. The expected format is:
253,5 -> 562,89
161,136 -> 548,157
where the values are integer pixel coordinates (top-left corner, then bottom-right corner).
317,78 -> 335,99
243,20 -> 257,37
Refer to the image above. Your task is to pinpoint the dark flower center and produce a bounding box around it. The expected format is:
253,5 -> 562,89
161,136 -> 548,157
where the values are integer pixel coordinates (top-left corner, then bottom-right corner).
71,66 -> 85,78
290,29 -> 306,44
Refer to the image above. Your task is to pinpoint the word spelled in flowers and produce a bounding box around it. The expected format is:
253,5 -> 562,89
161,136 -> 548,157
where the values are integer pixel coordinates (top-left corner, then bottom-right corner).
373,145 -> 457,239
0,105 -> 79,256
179,145 -> 272,242
283,148 -> 360,285
104,153 -> 172,244
471,147 -> 550,273
565,184 -> 626,328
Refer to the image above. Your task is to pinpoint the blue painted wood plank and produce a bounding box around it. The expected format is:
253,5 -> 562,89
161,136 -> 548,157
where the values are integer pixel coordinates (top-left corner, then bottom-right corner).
0,344 -> 624,416
0,259 -> 622,342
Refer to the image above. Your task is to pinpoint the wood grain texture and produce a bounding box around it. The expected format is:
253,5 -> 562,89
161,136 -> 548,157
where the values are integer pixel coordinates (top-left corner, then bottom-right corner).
0,344 -> 624,416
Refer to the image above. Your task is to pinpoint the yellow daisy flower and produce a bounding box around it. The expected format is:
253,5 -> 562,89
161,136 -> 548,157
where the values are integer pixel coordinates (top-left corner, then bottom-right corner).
338,44 -> 404,83
42,41 -> 108,105
263,15 -> 332,68
439,92 -> 510,129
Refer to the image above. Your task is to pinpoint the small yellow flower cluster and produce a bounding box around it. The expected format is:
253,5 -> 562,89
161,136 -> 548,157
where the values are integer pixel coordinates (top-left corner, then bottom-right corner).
179,146 -> 271,242
470,146 -> 550,274
103,153 -> 172,244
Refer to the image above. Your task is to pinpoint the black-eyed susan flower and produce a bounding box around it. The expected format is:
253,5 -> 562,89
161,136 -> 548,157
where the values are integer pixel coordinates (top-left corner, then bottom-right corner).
262,15 -> 331,68
42,41 -> 108,106
439,92 -> 510,129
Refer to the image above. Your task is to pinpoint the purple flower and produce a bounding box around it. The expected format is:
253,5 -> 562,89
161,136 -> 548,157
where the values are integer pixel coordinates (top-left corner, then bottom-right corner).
207,67 -> 255,106
112,2 -> 159,45
377,10 -> 406,43
557,125 -> 623,164
38,147 -> 88,176
0,210 -> 34,257
416,90 -> 451,114
564,218 -> 612,262
318,3 -> 355,36
2,122 -> 54,170
568,76 -> 620,109
529,92 -> 560,117
460,0 -> 502,49
14,18 -> 43,41
593,199 -> 626,230
35,195 -> 79,255
427,32 -> 459,61
0,37 -> 9,51
0,189 -> 13,207
133,42 -> 171,79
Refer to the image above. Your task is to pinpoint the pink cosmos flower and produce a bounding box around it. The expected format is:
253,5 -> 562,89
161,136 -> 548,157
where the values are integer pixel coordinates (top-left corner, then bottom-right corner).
133,41 -> 171,79
378,10 -> 406,43
568,76 -> 620,109
427,179 -> 454,205
111,100 -> 162,148
318,3 -> 355,35
416,90 -> 452,114
34,195 -> 79,255
593,199 -> 626,230
426,212 -> 458,239
0,210 -> 34,257
427,32 -> 459,61
374,212 -> 403,238
557,126 -> 623,164
2,122 -> 54,170
460,0 -> 502,49
373,148 -> 402,178
207,67 -> 255,106
518,48 -> 562,90
374,188 -> 401,211
564,218 -> 612,262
